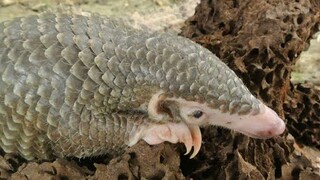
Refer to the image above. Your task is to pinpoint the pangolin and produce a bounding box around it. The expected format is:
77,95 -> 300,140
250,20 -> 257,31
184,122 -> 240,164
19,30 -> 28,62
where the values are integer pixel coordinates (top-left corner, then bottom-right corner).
0,12 -> 285,160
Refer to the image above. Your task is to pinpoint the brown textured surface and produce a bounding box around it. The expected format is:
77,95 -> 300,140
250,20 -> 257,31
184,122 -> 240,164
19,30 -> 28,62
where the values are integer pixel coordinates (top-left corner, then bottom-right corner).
180,0 -> 320,115
0,142 -> 183,179
179,127 -> 293,179
179,0 -> 320,179
284,83 -> 320,148
90,142 -> 184,180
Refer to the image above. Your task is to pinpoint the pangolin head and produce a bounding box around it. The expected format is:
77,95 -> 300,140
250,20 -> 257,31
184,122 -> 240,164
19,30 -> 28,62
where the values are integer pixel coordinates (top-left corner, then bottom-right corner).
142,34 -> 285,158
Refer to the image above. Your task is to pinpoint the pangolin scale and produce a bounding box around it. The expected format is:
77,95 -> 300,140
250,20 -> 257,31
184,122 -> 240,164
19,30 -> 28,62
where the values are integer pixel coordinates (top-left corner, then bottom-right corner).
0,12 -> 285,160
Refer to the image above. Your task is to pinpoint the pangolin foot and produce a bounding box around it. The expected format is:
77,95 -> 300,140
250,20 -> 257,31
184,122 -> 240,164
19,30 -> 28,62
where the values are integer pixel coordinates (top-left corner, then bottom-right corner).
140,122 -> 202,158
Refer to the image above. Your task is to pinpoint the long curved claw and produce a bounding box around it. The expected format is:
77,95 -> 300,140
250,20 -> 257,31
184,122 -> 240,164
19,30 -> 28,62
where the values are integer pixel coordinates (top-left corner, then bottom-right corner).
178,126 -> 193,155
166,123 -> 202,157
184,141 -> 193,155
189,125 -> 202,159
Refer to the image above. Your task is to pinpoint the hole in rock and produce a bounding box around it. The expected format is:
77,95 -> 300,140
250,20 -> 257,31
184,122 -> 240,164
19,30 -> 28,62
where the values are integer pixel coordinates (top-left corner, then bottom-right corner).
118,173 -> 129,180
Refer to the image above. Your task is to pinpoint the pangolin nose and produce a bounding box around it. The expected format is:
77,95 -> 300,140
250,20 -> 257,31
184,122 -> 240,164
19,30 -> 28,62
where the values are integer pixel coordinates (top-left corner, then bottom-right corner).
273,118 -> 286,135
258,117 -> 286,137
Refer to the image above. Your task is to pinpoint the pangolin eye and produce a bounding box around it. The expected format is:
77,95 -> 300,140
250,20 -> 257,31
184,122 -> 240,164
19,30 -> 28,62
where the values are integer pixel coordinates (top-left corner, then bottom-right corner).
193,111 -> 203,119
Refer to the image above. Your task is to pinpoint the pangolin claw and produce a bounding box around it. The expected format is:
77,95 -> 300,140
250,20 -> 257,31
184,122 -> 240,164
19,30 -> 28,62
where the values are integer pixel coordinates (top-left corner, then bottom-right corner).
141,122 -> 202,158
189,125 -> 202,159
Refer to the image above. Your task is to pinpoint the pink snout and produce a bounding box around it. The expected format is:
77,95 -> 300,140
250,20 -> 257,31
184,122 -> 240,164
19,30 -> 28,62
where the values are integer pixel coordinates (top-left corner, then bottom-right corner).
247,116 -> 285,138
231,104 -> 286,139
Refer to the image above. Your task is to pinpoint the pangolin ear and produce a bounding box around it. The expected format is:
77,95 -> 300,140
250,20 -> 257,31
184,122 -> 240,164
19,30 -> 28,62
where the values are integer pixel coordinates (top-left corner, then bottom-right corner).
159,100 -> 182,121
147,92 -> 181,122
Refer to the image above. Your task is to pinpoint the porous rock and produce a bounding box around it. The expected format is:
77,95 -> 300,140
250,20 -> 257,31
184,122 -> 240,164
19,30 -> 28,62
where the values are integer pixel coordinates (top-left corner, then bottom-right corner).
90,141 -> 184,180
181,0 -> 320,114
180,0 -> 320,179
0,142 -> 183,179
284,83 -> 320,149
10,159 -> 91,179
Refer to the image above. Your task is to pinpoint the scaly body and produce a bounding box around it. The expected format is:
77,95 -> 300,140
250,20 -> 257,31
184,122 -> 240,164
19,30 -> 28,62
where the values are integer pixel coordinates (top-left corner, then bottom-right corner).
0,12 -> 285,160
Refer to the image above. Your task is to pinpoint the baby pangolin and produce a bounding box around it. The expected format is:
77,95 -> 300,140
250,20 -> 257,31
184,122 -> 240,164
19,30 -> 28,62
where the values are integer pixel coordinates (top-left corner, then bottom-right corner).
0,12 -> 285,160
